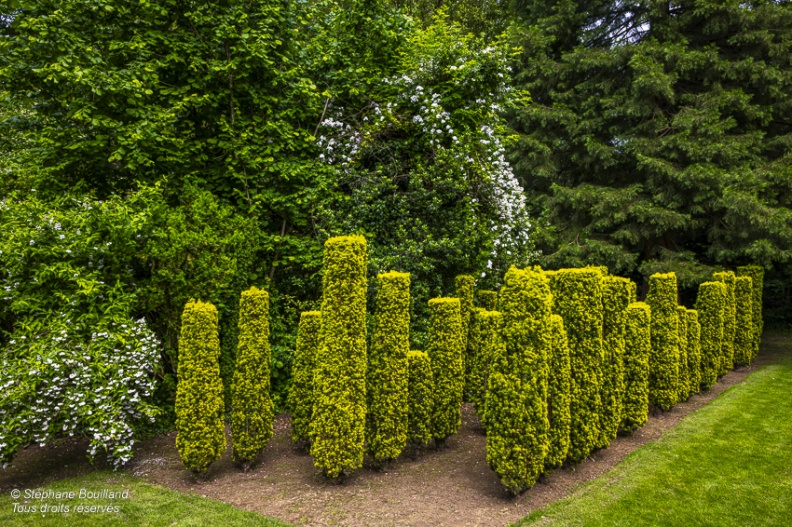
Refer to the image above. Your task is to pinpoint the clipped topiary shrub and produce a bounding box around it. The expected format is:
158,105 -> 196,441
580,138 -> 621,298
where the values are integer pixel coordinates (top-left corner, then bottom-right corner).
366,271 -> 410,465
486,267 -> 551,492
310,235 -> 368,479
620,302 -> 651,432
477,289 -> 498,311
231,287 -> 274,467
469,310 -> 505,425
736,265 -> 764,361
456,274 -> 475,394
685,309 -> 702,397
465,306 -> 484,401
545,313 -> 571,470
407,350 -> 434,448
676,305 -> 689,402
695,281 -> 726,389
175,299 -> 226,476
427,297 -> 465,443
288,311 -> 321,445
733,276 -> 754,367
713,271 -> 736,374
646,273 -> 680,410
548,268 -> 603,463
600,276 -> 635,444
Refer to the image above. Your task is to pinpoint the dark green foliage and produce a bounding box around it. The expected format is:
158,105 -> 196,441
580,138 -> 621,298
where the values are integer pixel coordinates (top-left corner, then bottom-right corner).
288,311 -> 321,445
734,277 -> 754,367
477,290 -> 498,311
713,271 -> 737,374
427,298 -> 465,443
407,350 -> 434,448
545,314 -> 572,470
310,236 -> 368,479
676,306 -> 689,402
621,302 -> 651,433
231,287 -> 274,466
367,272 -> 410,464
696,282 -> 727,389
469,310 -> 505,425
685,309 -> 702,398
455,274 -> 475,393
175,300 -> 226,476
548,268 -> 603,463
646,273 -> 680,411
737,265 -> 765,361
600,276 -> 635,444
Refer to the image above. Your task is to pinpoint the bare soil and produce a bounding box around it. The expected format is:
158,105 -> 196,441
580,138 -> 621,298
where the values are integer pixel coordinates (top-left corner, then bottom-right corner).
1,341 -> 783,527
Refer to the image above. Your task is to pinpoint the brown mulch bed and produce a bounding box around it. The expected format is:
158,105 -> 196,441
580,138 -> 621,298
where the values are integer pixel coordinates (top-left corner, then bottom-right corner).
1,339 -> 784,527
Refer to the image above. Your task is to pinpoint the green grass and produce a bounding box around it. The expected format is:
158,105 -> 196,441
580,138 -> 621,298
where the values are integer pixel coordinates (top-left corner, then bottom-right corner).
516,332 -> 792,527
0,470 -> 292,526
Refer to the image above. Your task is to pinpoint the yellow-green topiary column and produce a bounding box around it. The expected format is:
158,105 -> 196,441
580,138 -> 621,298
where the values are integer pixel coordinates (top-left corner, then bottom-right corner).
485,266 -> 550,493
646,273 -> 680,410
176,299 -> 226,476
685,309 -> 702,397
366,271 -> 410,465
695,281 -> 726,389
456,274 -> 475,395
231,287 -> 274,467
620,302 -> 651,432
288,311 -> 321,445
407,350 -> 434,448
469,310 -> 505,425
477,289 -> 498,311
736,265 -> 763,361
545,314 -> 571,470
465,306 -> 484,401
713,271 -> 737,375
676,305 -> 689,402
427,297 -> 465,443
733,276 -> 754,367
310,235 -> 368,479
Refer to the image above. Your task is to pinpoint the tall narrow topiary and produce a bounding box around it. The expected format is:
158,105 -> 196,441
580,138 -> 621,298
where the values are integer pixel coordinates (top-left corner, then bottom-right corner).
645,273 -> 680,410
288,311 -> 321,445
478,289 -> 498,311
310,235 -> 368,479
676,305 -> 689,402
486,267 -> 551,493
465,306 -> 484,401
231,287 -> 274,467
366,271 -> 410,465
685,309 -> 702,397
733,276 -> 754,367
736,265 -> 764,361
545,314 -> 571,470
600,276 -> 635,444
469,310 -> 505,424
620,302 -> 651,433
456,274 -> 475,394
713,271 -> 736,375
548,268 -> 603,463
427,298 -> 465,443
407,350 -> 434,448
695,281 -> 726,389
176,299 -> 226,476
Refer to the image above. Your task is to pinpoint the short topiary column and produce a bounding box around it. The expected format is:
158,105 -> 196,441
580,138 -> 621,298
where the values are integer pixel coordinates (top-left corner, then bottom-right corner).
477,289 -> 498,311
469,309 -> 505,425
737,264 -> 763,361
685,309 -> 702,397
620,302 -> 651,432
407,350 -> 434,448
733,276 -> 754,367
545,314 -> 571,470
695,281 -> 726,389
427,297 -> 465,444
713,271 -> 737,374
646,273 -> 680,410
288,311 -> 321,445
676,305 -> 689,402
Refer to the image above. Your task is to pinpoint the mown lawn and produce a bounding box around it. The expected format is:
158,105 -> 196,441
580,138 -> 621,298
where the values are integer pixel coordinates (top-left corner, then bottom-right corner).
0,470 -> 292,527
516,331 -> 792,527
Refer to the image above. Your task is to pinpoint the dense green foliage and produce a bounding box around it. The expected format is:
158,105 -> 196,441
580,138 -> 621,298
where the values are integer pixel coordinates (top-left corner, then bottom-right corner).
231,287 -> 273,466
175,300 -> 226,476
367,271 -> 410,464
676,306 -> 689,402
737,265 -> 765,359
455,274 -> 475,391
685,310 -> 702,399
548,268 -> 603,463
477,290 -> 498,311
406,350 -> 434,448
427,297 -> 465,443
485,266 -> 550,492
646,273 -> 680,410
288,311 -> 321,445
696,282 -> 727,389
469,310 -> 505,423
713,271 -> 737,374
310,236 -> 368,479
621,302 -> 651,433
545,313 -> 571,469
733,277 -> 755,367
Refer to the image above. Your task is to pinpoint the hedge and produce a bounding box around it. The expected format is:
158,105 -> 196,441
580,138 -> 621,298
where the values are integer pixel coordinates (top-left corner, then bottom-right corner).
456,274 -> 475,394
545,314 -> 571,469
465,306 -> 484,402
485,266 -> 551,492
733,276 -> 754,367
469,309 -> 505,427
477,289 -> 498,311
695,281 -> 726,389
366,271 -> 410,464
676,305 -> 689,402
230,287 -> 274,466
175,299 -> 226,476
310,235 -> 368,479
427,297 -> 465,443
600,276 -> 635,444
736,265 -> 764,361
620,302 -> 651,433
646,272 -> 680,410
288,311 -> 321,445
685,309 -> 702,397
548,268 -> 603,463
713,271 -> 736,375
407,350 -> 434,448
